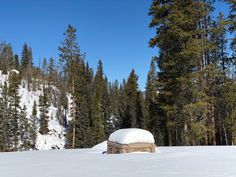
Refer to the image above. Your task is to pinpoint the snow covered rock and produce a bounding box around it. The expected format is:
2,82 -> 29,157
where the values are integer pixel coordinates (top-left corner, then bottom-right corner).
108,128 -> 155,144
107,128 -> 156,154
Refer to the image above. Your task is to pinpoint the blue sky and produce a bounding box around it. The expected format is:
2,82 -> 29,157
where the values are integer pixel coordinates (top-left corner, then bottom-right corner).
0,0 -> 230,90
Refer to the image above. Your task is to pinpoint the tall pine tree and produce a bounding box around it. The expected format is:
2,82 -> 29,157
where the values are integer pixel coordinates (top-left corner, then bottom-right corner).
124,69 -> 139,128
8,71 -> 21,150
30,101 -> 38,149
91,60 -> 106,144
58,25 -> 82,148
39,88 -> 49,135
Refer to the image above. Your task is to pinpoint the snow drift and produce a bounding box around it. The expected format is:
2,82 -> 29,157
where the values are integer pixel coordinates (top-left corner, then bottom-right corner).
1,146 -> 236,177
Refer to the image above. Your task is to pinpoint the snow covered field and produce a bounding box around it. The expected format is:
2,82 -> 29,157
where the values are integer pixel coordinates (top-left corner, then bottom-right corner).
1,145 -> 236,177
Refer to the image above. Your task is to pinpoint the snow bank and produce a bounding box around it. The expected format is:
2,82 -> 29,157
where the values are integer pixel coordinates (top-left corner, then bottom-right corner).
108,128 -> 155,144
1,146 -> 236,177
92,141 -> 107,151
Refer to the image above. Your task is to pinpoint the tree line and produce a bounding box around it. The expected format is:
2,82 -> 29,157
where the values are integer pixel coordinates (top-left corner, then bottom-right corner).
58,25 -> 149,148
0,25 -> 150,150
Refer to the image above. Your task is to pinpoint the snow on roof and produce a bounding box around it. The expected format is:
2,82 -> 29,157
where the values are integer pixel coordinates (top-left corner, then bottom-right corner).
108,128 -> 155,144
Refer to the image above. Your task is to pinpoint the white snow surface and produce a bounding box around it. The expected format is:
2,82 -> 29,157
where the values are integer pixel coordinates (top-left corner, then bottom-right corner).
108,128 -> 155,144
1,146 -> 236,177
92,141 -> 107,151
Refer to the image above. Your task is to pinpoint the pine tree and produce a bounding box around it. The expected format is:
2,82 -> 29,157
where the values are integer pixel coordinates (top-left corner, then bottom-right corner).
225,82 -> 236,145
124,69 -> 139,128
72,59 -> 94,148
30,101 -> 38,149
0,84 -> 7,151
118,80 -> 128,128
109,80 -> 120,130
136,91 -> 147,129
145,58 -> 162,142
21,43 -> 33,88
57,83 -> 68,127
8,71 -> 21,150
196,1 -> 221,145
48,57 -> 57,87
19,105 -> 31,150
14,54 -> 20,70
209,12 -> 234,145
76,95 -> 94,147
42,58 -> 48,75
91,60 -> 106,144
58,25 -> 82,148
21,43 -> 33,70
225,0 -> 236,50
1,82 -> 12,151
84,62 -> 94,130
149,0 -> 217,145
0,43 -> 14,74
211,12 -> 229,71
42,58 -> 48,88
39,88 -> 49,135
104,76 -> 113,136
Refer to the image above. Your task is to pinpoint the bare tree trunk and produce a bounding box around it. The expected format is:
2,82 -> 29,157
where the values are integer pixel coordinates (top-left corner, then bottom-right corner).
184,122 -> 189,145
223,123 -> 228,145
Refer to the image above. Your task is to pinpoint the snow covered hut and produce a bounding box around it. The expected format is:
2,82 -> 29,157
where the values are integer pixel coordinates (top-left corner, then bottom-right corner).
107,128 -> 156,154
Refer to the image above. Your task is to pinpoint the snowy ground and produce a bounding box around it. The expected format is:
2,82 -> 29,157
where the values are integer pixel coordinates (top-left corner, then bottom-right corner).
1,145 -> 236,177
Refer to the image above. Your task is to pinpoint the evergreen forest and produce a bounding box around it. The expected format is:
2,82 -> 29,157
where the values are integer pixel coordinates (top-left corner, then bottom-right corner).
0,0 -> 235,152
